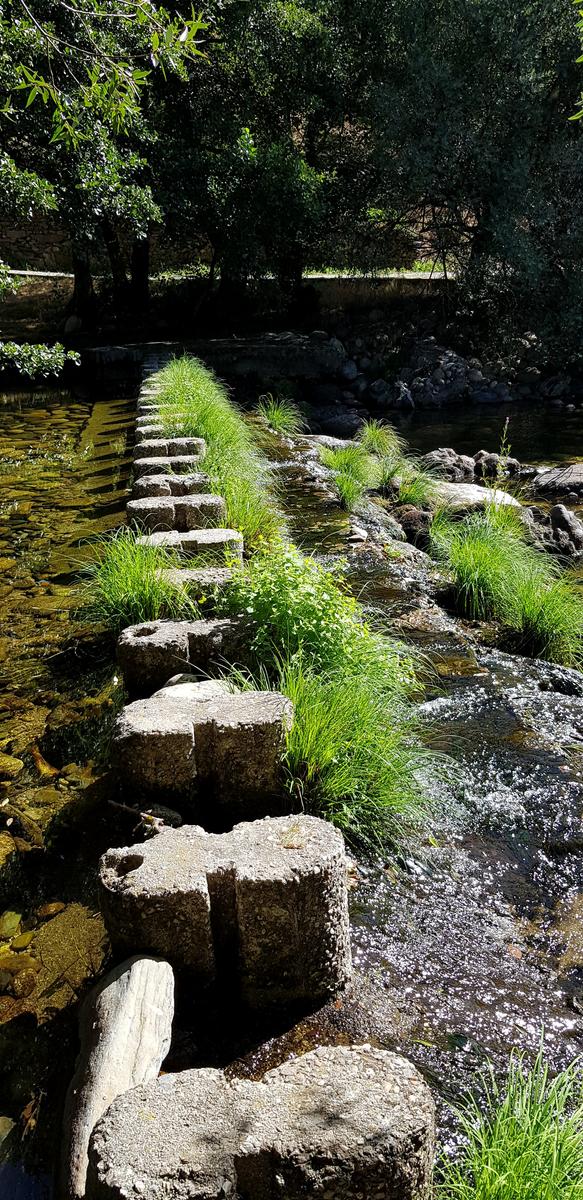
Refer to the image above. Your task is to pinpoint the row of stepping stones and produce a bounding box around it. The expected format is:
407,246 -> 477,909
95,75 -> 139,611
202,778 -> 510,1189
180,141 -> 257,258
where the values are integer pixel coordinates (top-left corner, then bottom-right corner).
62,357 -> 435,1200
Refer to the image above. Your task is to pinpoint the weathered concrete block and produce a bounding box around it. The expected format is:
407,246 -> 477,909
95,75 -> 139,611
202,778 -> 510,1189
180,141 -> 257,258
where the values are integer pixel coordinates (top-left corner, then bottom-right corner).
133,436 -> 206,461
133,455 -> 205,478
60,955 -> 174,1200
99,814 -> 351,1005
131,472 -> 211,499
86,1045 -> 434,1200
117,618 -> 248,696
113,677 -> 291,808
137,528 -> 243,561
160,566 -> 233,593
127,494 -> 226,533
134,423 -> 164,442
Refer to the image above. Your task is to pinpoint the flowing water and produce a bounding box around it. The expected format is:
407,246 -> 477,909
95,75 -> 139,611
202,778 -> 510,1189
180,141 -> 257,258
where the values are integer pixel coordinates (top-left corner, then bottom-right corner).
1,389 -> 583,1194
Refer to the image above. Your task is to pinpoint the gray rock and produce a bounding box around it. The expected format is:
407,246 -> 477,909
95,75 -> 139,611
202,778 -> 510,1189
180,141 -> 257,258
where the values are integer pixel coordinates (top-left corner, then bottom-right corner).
523,504 -> 583,559
99,815 -> 351,1006
433,481 -> 520,512
131,473 -> 211,499
87,1045 -> 433,1200
534,462 -> 583,498
137,528 -> 244,561
60,956 -> 174,1200
133,437 -> 206,461
133,455 -> 206,479
421,448 -> 474,482
117,618 -> 249,697
112,678 -> 292,811
127,494 -> 226,534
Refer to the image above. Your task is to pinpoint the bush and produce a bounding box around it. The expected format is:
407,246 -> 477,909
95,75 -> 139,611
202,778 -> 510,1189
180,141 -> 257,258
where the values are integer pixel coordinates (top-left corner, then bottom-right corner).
154,356 -> 285,548
256,393 -> 305,435
397,462 -> 437,507
0,341 -> 80,379
84,527 -> 200,632
438,1047 -> 583,1200
219,539 -> 416,685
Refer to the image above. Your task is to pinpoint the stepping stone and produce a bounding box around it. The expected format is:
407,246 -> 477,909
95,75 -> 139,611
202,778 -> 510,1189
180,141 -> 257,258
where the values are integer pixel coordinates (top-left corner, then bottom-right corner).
159,566 -> 233,595
133,437 -> 206,461
133,455 -> 205,479
137,528 -> 243,561
132,473 -> 211,500
99,814 -> 350,1004
117,618 -> 248,696
134,423 -> 164,442
112,678 -> 291,811
127,494 -> 226,534
86,1045 -> 434,1200
136,402 -> 159,417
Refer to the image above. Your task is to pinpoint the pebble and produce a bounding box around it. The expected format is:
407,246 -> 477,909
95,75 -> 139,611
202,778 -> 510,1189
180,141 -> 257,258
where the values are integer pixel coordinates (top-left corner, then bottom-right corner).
0,910 -> 21,939
37,901 -> 66,920
12,968 -> 38,998
11,932 -> 34,951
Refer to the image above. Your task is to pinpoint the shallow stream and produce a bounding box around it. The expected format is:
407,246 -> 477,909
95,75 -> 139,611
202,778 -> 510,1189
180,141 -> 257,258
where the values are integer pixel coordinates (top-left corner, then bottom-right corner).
1,388 -> 583,1195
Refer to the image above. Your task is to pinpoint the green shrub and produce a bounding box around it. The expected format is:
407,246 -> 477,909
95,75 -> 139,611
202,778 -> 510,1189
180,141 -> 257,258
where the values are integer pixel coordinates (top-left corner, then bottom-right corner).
510,572 -> 583,668
335,470 -> 367,510
256,393 -> 305,435
219,539 -> 415,687
320,443 -> 379,510
84,527 -> 200,632
357,418 -> 405,459
397,462 -> 437,507
154,356 -> 285,548
438,1047 -> 583,1200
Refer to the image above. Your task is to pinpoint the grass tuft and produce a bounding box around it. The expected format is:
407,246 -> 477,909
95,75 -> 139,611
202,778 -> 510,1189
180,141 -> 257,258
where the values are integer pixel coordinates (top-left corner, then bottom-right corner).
153,356 -> 285,548
438,1047 -> 583,1200
320,443 -> 379,510
357,418 -> 405,459
256,393 -> 305,435
84,527 -> 200,632
431,502 -> 583,665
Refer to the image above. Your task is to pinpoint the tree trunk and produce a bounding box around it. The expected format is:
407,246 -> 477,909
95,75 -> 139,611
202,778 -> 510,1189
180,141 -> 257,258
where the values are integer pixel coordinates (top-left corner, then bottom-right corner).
101,217 -> 129,305
130,236 -> 150,311
68,248 -> 95,324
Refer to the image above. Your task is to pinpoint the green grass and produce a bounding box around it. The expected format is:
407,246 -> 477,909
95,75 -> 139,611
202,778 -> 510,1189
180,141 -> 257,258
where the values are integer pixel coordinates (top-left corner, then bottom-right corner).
397,461 -> 437,507
280,657 -> 433,851
320,443 -> 379,510
84,527 -> 200,632
256,393 -> 305,435
153,356 -> 285,548
438,1048 -> 583,1200
431,504 -> 583,665
357,418 -> 405,459
218,539 -> 434,849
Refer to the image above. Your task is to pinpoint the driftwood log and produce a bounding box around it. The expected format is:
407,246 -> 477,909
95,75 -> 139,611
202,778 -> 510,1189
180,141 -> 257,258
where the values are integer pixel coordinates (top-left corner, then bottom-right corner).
60,954 -> 174,1200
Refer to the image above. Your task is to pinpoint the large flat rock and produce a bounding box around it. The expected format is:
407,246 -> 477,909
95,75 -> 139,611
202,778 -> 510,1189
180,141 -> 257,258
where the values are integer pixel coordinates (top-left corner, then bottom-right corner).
86,1044 -> 434,1200
434,480 -> 520,511
534,462 -> 583,497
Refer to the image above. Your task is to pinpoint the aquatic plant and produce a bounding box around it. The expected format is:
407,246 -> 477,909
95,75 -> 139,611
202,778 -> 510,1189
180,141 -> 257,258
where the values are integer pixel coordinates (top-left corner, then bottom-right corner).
84,527 -> 200,632
438,1047 -> 583,1199
154,356 -> 285,547
256,393 -> 305,435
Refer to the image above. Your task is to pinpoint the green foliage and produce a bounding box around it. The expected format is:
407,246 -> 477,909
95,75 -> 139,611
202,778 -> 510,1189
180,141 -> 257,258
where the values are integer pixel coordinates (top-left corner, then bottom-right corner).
320,443 -> 379,510
84,527 -> 199,633
397,462 -> 437,507
256,393 -> 305,435
219,538 -> 416,686
154,356 -> 285,548
0,342 -> 80,379
438,1047 -> 583,1200
357,419 -> 405,459
431,504 -> 583,665
280,657 -> 433,852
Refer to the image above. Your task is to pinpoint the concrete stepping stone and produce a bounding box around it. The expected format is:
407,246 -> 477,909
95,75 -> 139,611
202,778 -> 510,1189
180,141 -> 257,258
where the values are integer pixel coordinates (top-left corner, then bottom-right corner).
132,472 -> 211,500
133,455 -> 205,478
134,423 -> 164,442
99,814 -> 351,1004
137,528 -> 243,561
159,566 -> 233,599
117,618 -> 248,696
127,494 -> 227,534
133,436 -> 206,461
112,677 -> 291,810
86,1044 -> 434,1200
60,955 -> 174,1200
